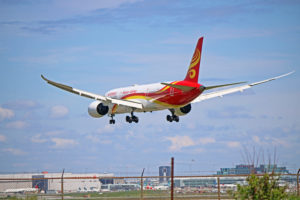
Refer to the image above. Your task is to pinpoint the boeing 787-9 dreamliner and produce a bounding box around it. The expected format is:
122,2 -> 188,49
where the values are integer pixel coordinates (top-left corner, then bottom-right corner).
42,37 -> 293,124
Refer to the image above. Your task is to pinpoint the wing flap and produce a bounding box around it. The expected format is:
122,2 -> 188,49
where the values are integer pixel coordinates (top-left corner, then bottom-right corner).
41,75 -> 143,109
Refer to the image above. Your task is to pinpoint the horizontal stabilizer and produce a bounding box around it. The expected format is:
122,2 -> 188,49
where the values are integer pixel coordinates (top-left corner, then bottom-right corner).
161,82 -> 196,92
204,81 -> 247,90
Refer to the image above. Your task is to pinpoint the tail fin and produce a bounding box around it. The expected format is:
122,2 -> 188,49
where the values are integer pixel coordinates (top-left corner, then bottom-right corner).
184,37 -> 203,83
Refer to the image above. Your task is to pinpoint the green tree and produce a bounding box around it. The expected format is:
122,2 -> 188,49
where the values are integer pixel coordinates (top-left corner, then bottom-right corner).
232,173 -> 287,200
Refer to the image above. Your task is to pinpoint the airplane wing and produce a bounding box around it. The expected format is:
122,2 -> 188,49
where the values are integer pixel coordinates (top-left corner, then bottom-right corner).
41,75 -> 143,109
192,71 -> 294,103
204,81 -> 247,90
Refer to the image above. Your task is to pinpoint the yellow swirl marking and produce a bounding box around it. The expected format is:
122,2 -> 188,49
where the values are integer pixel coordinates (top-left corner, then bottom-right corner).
112,104 -> 118,114
187,49 -> 200,79
124,95 -> 183,108
189,69 -> 196,79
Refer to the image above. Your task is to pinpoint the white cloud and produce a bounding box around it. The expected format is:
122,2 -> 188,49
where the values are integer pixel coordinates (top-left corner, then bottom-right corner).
96,124 -> 115,134
125,130 -> 135,140
252,135 -> 261,144
31,134 -> 47,143
270,137 -> 289,147
0,107 -> 14,121
227,141 -> 241,148
0,0 -> 141,22
99,139 -> 113,144
45,130 -> 65,136
252,135 -> 289,147
166,136 -> 216,152
0,134 -> 6,142
3,148 -> 27,156
51,138 -> 78,148
209,27 -> 272,40
193,148 -> 205,153
54,0 -> 141,14
198,137 -> 216,145
3,100 -> 39,110
12,163 -> 28,167
6,121 -> 27,129
166,136 -> 196,152
86,135 -> 100,143
50,105 -> 69,118
86,134 -> 112,144
16,100 -> 37,108
186,122 -> 196,130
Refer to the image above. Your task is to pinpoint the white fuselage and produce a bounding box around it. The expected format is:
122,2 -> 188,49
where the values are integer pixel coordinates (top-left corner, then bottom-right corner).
104,82 -> 171,114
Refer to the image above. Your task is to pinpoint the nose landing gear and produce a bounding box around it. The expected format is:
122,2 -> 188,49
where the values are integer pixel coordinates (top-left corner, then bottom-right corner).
109,114 -> 116,124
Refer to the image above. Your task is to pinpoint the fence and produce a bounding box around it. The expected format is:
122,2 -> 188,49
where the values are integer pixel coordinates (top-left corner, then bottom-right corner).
0,173 -> 299,200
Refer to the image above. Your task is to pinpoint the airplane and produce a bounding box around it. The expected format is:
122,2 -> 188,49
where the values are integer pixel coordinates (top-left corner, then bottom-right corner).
41,37 -> 293,124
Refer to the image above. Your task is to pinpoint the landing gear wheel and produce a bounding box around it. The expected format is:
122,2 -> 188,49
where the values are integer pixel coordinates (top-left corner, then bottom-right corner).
109,115 -> 116,124
167,115 -> 173,122
126,112 -> 139,123
173,116 -> 179,122
132,116 -> 139,123
126,116 -> 133,123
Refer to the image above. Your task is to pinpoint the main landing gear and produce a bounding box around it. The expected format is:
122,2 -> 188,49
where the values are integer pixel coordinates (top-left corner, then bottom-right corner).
166,109 -> 179,122
109,114 -> 115,124
126,112 -> 139,123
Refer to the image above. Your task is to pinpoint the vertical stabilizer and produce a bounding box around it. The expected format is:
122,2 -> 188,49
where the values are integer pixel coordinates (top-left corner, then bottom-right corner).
184,37 -> 203,83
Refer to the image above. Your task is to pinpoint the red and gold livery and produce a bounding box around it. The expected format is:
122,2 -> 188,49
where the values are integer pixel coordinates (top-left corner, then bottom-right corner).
42,37 -> 293,124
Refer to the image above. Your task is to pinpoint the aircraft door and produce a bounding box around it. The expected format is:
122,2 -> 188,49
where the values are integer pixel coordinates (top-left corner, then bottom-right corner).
170,87 -> 174,96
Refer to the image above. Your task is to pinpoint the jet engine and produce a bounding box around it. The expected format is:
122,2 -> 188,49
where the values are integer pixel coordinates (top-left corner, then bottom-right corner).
174,104 -> 192,116
88,101 -> 109,118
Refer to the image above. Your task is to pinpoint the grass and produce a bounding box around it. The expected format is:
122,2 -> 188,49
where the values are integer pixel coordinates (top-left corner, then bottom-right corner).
1,192 -> 299,200
67,190 -> 233,199
0,196 -> 37,200
69,190 -> 169,197
288,195 -> 300,200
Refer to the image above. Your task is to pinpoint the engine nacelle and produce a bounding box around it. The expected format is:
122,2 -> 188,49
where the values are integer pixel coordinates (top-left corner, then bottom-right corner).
174,104 -> 192,116
88,101 -> 109,118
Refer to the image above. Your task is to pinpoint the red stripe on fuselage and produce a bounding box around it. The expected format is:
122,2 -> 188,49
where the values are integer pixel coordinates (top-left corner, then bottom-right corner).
122,81 -> 204,107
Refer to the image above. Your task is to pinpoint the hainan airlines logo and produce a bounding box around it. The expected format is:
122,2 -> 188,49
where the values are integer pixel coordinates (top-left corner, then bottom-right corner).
188,49 -> 201,79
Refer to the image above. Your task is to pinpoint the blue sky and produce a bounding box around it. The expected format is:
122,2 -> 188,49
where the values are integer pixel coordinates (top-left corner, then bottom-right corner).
0,0 -> 299,175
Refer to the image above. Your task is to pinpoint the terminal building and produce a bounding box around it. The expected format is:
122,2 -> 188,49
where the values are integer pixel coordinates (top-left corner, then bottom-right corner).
174,164 -> 292,188
217,164 -> 290,175
0,172 -> 114,193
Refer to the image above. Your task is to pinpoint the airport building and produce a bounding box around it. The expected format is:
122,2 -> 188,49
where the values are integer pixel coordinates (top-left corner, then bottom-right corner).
174,176 -> 247,188
100,184 -> 139,192
174,164 -> 291,188
159,166 -> 171,183
174,177 -> 216,187
217,164 -> 290,175
0,172 -> 114,193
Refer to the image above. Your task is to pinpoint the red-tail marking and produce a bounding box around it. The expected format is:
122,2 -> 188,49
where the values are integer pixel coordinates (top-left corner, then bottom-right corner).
184,37 -> 203,83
